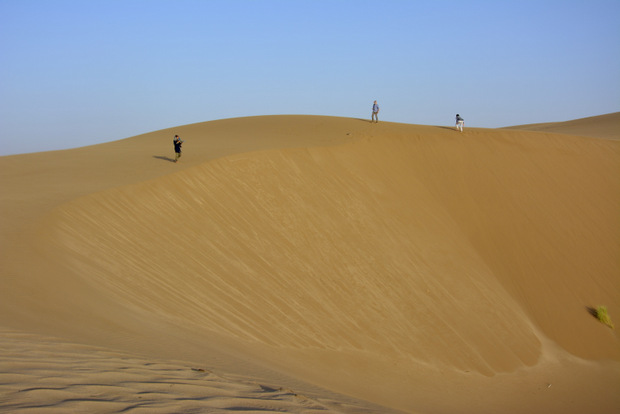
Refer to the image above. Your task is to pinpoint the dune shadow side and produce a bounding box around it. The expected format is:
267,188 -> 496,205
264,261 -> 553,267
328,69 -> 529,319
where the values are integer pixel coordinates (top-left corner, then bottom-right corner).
153,155 -> 176,163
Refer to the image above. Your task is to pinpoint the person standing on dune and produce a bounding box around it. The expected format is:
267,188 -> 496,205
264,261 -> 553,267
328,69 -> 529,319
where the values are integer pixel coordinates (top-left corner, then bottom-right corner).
371,100 -> 380,123
455,114 -> 464,132
173,135 -> 183,162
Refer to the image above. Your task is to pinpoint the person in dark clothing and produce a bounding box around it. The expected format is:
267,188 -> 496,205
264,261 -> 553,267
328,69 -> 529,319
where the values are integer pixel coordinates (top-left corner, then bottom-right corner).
173,135 -> 183,162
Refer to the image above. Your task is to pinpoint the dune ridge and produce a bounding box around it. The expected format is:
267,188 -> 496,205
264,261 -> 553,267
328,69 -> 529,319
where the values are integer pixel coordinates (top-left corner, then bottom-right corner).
504,111 -> 620,139
1,115 -> 619,413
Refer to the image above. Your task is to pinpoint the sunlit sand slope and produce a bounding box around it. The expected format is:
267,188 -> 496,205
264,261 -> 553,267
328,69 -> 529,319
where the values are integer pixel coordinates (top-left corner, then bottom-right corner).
1,116 -> 619,413
505,111 -> 620,139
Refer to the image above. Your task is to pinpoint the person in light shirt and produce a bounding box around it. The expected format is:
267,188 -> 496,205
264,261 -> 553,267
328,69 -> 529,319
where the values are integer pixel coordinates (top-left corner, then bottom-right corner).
371,100 -> 380,123
455,114 -> 464,132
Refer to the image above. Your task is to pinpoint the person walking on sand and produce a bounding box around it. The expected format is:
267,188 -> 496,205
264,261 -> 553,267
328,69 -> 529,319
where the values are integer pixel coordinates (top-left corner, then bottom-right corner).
371,100 -> 380,123
455,114 -> 464,132
173,135 -> 184,162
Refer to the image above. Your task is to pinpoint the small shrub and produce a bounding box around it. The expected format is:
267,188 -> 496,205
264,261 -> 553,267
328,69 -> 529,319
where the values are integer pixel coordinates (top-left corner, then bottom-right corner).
596,306 -> 614,329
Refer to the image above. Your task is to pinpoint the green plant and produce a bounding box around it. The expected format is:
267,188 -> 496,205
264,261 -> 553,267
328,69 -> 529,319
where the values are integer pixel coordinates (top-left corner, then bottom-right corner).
596,306 -> 614,329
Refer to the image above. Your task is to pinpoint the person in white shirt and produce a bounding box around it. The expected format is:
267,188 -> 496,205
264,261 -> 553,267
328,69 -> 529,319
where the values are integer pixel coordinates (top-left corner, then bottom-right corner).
455,114 -> 464,132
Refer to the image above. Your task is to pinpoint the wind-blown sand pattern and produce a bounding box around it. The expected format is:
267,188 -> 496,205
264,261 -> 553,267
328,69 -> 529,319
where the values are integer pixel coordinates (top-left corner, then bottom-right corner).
1,114 -> 619,413
0,328 -> 379,413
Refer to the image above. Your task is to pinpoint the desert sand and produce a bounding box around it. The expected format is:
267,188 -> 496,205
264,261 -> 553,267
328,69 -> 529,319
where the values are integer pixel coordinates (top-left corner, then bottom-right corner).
1,114 -> 619,413
504,111 -> 620,140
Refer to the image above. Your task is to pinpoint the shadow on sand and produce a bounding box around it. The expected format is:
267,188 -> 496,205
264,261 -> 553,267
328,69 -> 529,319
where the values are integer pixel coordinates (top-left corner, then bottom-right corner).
586,306 -> 599,319
153,155 -> 176,163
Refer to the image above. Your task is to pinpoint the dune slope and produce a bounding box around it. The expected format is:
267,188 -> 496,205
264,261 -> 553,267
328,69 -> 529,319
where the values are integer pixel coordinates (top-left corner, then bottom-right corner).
504,111 -> 620,140
1,116 -> 619,413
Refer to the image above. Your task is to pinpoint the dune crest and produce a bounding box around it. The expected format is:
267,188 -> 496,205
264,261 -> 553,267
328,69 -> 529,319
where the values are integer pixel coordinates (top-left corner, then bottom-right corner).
2,116 -> 619,413
505,111 -> 620,139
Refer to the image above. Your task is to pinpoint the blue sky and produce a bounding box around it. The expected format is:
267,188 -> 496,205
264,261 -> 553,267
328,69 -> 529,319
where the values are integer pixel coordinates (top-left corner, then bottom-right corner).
1,0 -> 619,155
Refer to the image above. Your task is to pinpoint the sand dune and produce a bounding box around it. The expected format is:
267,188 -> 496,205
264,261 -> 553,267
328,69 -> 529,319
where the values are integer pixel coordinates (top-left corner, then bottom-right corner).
504,111 -> 620,140
1,115 -> 619,413
0,327 -> 384,413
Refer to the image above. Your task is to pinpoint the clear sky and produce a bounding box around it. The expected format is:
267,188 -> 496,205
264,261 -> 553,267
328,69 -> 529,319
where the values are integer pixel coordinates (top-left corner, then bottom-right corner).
1,0 -> 619,155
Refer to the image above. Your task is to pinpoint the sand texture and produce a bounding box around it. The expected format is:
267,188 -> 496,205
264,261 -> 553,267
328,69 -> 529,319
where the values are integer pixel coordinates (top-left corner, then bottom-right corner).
1,114 -> 619,413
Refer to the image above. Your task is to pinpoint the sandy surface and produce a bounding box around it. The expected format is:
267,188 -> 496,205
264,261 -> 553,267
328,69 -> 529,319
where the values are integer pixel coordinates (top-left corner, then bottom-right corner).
1,114 -> 619,413
504,111 -> 620,140
0,327 -> 387,413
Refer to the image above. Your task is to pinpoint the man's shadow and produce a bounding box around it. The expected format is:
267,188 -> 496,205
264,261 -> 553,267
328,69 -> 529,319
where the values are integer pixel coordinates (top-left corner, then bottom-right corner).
153,155 -> 176,163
